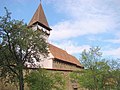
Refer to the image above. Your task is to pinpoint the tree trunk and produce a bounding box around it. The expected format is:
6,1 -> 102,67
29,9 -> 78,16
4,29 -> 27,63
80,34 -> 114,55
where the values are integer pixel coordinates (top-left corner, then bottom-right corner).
19,68 -> 24,90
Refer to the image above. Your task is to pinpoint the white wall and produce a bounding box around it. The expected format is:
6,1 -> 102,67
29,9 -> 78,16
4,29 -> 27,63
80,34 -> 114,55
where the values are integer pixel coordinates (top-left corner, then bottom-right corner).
25,51 -> 54,69
25,24 -> 53,69
39,52 -> 54,68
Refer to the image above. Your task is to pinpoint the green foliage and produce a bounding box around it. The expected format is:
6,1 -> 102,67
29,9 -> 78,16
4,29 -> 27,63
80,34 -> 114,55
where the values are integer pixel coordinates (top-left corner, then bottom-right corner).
78,62 -> 111,90
0,7 -> 48,90
109,60 -> 120,90
25,69 -> 65,90
81,46 -> 102,69
26,69 -> 53,90
70,47 -> 120,90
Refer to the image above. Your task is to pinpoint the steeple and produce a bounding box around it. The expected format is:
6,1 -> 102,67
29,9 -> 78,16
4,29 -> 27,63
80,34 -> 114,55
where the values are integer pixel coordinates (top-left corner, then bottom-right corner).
28,3 -> 51,31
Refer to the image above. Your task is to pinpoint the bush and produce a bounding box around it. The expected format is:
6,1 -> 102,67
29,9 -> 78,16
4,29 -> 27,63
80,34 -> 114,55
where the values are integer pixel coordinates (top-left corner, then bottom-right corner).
25,69 -> 65,90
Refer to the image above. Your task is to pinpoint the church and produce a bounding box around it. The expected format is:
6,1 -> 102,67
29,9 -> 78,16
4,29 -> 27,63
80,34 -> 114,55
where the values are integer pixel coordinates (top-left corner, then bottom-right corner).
27,2 -> 84,90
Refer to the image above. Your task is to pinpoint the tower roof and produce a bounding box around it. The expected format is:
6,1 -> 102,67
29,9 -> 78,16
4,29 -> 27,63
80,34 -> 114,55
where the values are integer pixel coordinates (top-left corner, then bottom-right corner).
28,3 -> 51,30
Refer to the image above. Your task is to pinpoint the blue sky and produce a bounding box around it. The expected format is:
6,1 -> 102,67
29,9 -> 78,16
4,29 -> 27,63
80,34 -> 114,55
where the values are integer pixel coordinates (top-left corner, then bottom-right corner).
0,0 -> 120,59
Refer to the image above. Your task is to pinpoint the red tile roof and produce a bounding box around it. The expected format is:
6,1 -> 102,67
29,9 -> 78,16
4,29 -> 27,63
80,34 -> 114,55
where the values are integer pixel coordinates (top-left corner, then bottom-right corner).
28,3 -> 51,30
49,44 -> 83,68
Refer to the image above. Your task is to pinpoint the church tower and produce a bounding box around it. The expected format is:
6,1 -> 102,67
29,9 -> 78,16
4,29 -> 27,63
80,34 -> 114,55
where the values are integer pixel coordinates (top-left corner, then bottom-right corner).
27,2 -> 83,90
28,3 -> 52,40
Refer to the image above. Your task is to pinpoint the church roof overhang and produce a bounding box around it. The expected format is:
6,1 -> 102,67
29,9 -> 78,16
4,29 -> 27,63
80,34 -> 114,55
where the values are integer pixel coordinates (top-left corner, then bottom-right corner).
31,21 -> 52,31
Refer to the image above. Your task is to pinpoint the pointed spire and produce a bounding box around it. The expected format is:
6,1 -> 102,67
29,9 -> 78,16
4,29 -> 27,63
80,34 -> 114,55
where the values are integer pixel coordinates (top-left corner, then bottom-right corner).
28,3 -> 51,30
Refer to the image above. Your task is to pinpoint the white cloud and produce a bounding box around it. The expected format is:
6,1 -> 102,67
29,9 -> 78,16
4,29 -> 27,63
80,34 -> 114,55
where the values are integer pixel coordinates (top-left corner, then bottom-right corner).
51,41 -> 91,54
50,40 -> 120,58
105,39 -> 120,44
50,18 -> 115,41
49,0 -> 118,41
103,48 -> 120,58
115,32 -> 120,38
47,0 -> 120,19
47,0 -> 120,58
53,41 -> 120,58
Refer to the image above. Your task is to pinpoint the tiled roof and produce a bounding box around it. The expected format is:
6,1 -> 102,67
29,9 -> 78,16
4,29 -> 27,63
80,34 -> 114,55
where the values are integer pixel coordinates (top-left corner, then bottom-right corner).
49,44 -> 83,68
28,3 -> 51,30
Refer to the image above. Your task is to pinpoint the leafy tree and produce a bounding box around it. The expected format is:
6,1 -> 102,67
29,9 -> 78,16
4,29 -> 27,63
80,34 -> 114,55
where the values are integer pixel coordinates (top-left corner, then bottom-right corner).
26,69 -> 65,90
76,47 -> 120,90
73,47 -> 110,90
109,59 -> 120,90
81,47 -> 102,69
0,7 -> 48,90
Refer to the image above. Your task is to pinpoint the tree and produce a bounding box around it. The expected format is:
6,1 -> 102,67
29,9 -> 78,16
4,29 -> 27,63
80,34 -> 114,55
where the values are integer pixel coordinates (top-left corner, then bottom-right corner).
75,47 -> 120,90
26,69 -> 66,90
109,59 -> 120,90
0,7 -> 48,90
76,47 -> 111,90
